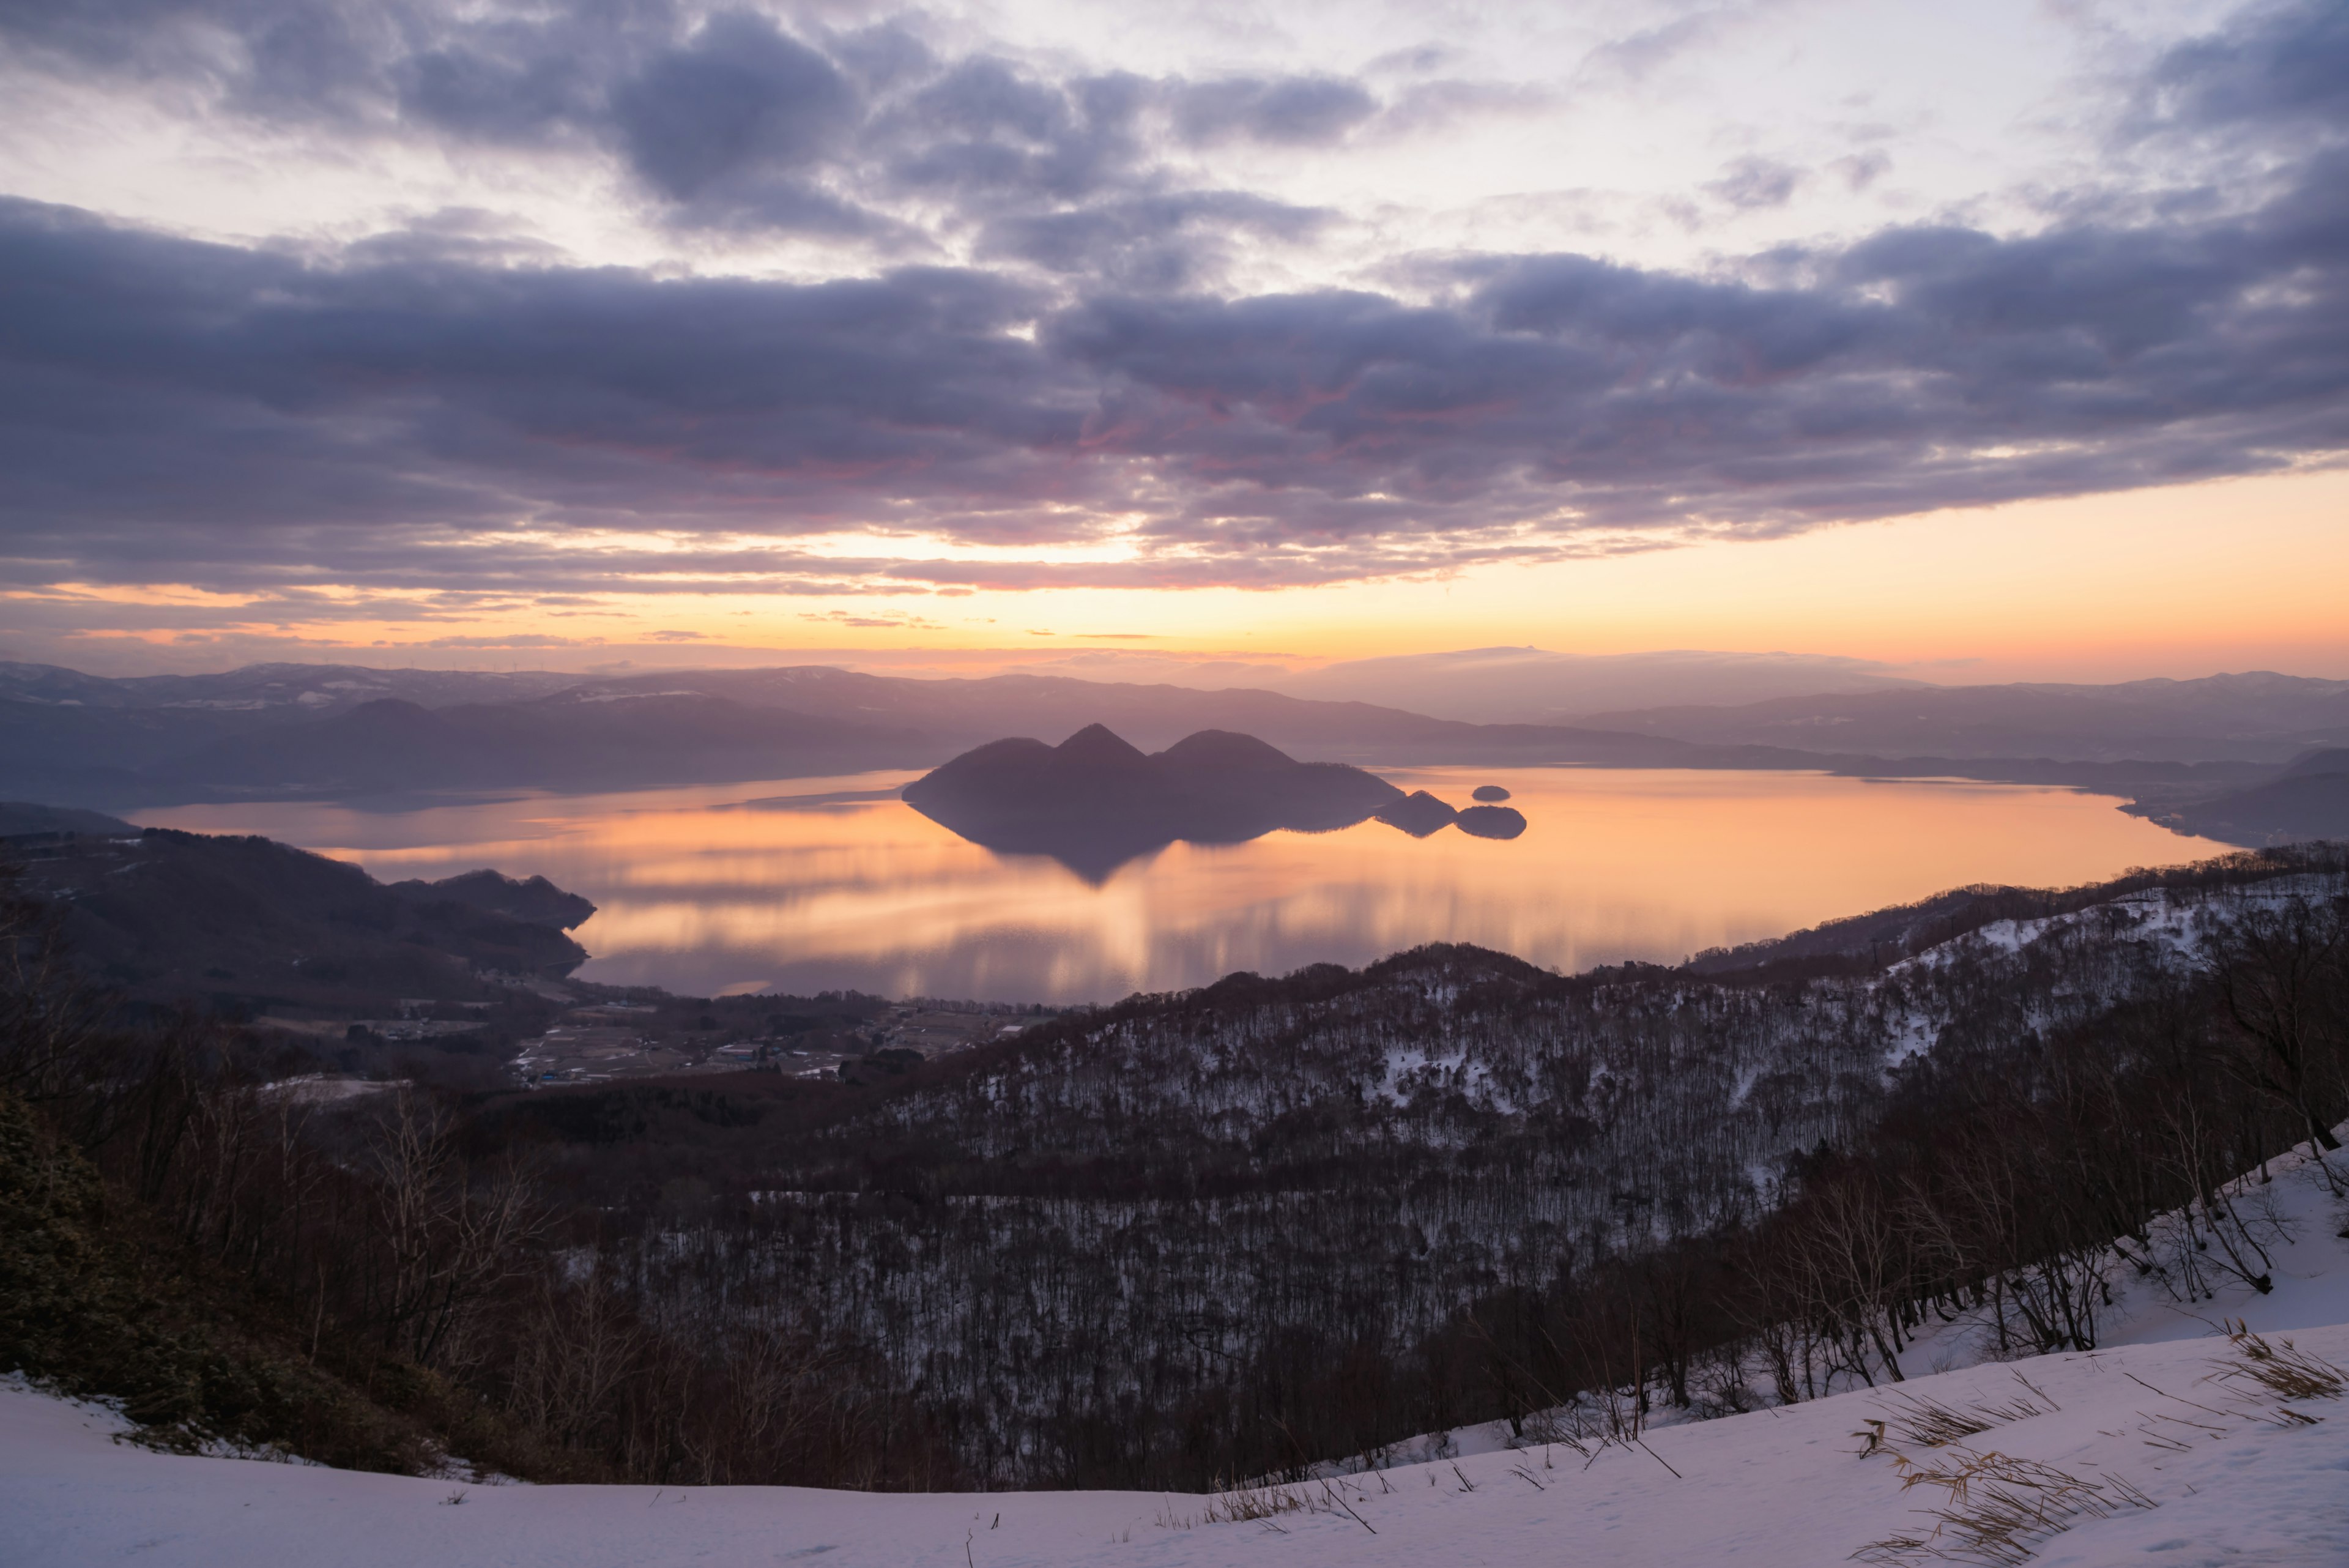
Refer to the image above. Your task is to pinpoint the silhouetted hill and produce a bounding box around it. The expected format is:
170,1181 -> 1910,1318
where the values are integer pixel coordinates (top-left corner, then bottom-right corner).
1373,790 -> 1457,838
904,726 -> 1408,879
166,691 -> 933,797
0,663 -> 593,797
1579,672 -> 2349,764
17,828 -> 593,1007
0,661 -> 1720,806
1455,803 -> 1527,839
575,664 -> 1708,762
0,803 -> 136,841
387,869 -> 596,931
0,659 -> 580,713
2126,756 -> 2349,847
1274,646 -> 1918,723
1,658 -> 2326,811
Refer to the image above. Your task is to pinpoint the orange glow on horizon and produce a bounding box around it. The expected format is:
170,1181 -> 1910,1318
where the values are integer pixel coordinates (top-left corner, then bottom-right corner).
29,466 -> 2349,685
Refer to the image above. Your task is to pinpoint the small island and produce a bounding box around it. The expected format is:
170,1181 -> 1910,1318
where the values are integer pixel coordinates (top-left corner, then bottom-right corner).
1373,790 -> 1529,840
1375,790 -> 1460,838
902,725 -> 1409,879
1457,804 -> 1528,839
904,727 -> 1536,875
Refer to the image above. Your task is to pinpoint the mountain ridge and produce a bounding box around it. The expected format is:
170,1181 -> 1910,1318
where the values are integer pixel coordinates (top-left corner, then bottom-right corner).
2,660 -> 2340,826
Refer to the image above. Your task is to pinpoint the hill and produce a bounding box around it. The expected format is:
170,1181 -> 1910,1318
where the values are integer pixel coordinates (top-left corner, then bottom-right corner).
2,830 -> 2345,1528
0,660 -> 1717,806
902,725 -> 1410,877
0,658 -> 2320,812
1274,645 -> 1919,723
4,1148 -> 2341,1566
166,691 -> 935,797
448,844 -> 2347,1489
2123,747 -> 2349,847
14,827 -> 595,1008
0,802 -> 136,839
1577,671 -> 2349,764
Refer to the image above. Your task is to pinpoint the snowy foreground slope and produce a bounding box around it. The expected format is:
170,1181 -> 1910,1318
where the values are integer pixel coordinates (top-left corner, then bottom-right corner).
8,1164 -> 2348,1568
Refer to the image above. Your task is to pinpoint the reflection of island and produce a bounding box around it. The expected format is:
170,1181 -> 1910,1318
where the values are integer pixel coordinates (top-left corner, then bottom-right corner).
903,726 -> 1525,879
1373,790 -> 1529,841
1374,790 -> 1458,838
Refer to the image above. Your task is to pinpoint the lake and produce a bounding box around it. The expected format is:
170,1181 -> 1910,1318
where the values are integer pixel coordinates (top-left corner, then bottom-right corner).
132,767 -> 2235,1004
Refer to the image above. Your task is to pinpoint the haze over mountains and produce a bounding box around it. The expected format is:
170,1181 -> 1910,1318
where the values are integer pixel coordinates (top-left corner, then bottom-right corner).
4,656 -> 2346,844
1578,672 -> 2349,764
2127,747 -> 2349,846
1269,647 -> 1920,724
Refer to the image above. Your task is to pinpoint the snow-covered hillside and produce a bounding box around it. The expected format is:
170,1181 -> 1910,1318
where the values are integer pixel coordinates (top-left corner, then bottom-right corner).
599,853 -> 2343,1486
9,1145 -> 2347,1568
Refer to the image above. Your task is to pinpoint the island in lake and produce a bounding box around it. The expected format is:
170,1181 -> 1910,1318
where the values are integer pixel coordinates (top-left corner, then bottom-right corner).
902,726 -> 1526,878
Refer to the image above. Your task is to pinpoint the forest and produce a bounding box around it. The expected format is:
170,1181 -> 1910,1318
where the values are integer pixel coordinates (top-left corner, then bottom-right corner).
2,844 -> 2344,1493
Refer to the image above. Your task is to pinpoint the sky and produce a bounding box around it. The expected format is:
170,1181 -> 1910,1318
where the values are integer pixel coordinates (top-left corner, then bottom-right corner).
0,0 -> 2343,683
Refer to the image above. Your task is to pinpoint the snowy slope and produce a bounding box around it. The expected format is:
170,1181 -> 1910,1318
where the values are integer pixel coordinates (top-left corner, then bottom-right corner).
9,879 -> 2349,1565
7,1179 -> 2347,1568
4,1323 -> 2345,1566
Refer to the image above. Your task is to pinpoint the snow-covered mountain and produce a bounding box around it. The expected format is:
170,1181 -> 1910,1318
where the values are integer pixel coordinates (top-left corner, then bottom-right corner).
491,848 -> 2347,1490
8,1134 -> 2344,1566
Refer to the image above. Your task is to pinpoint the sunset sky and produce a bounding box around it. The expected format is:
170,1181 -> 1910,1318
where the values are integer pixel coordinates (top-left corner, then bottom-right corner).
1,0 -> 2343,683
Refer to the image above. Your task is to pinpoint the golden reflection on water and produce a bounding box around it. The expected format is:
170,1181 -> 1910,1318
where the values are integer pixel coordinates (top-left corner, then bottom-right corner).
133,767 -> 2236,1003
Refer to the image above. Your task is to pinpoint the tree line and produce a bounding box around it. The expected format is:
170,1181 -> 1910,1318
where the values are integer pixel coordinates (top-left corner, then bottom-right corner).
1,847 -> 2343,1492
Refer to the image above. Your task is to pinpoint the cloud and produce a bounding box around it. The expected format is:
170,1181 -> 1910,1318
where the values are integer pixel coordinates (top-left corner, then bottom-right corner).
980,190 -> 1332,290
420,633 -> 604,648
1167,76 -> 1379,147
1578,12 -> 1723,84
1828,150 -> 1892,193
1704,156 -> 1805,209
395,35 -> 595,145
4,103 -> 2347,597
606,13 -> 883,232
0,0 -> 2343,604
880,56 -> 1147,213
800,609 -> 947,630
614,15 -> 853,195
2136,0 -> 2349,138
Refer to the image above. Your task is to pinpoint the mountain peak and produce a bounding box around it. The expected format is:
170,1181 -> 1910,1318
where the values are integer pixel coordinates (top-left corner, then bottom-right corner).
1154,729 -> 1296,771
1053,723 -> 1150,767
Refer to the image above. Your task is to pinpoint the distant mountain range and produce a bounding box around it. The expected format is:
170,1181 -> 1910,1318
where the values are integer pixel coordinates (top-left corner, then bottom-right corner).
168,689 -> 935,797
0,658 -> 1747,805
2,659 -> 2343,842
1576,672 -> 2349,764
2123,747 -> 2349,847
1271,646 -> 1918,723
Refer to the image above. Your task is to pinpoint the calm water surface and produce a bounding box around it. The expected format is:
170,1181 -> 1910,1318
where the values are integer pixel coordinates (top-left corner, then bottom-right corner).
133,768 -> 2233,1003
